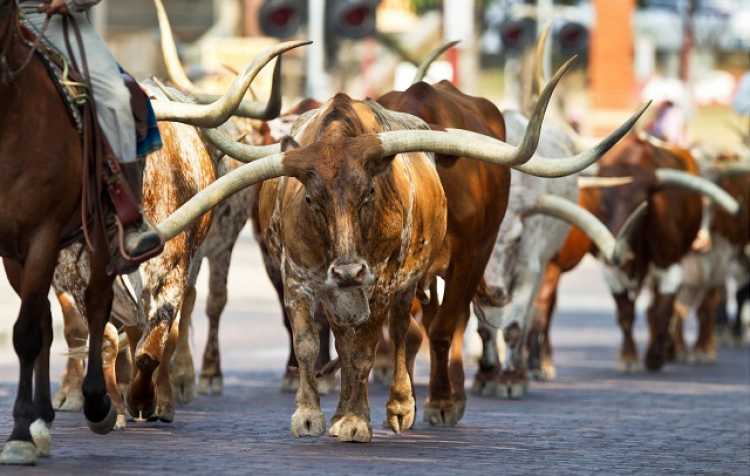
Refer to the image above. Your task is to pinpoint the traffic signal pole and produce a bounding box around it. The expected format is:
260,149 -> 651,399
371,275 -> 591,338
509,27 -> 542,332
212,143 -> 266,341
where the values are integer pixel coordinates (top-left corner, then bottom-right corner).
307,0 -> 330,99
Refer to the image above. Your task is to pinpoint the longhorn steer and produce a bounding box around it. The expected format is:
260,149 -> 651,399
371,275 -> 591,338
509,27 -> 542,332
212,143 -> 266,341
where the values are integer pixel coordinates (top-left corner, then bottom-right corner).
530,134 -> 740,376
50,108 -> 216,426
180,46 -> 644,439
670,155 -> 750,361
470,110 -> 637,398
375,63 -> 646,422
151,2 -> 332,394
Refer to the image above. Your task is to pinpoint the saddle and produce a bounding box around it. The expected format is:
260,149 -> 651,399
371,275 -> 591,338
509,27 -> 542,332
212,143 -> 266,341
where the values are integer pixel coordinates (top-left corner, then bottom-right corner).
16,15 -> 161,273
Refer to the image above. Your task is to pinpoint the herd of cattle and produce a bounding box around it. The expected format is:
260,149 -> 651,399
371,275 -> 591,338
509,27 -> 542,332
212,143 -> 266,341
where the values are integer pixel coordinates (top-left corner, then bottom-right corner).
1,0 -> 749,465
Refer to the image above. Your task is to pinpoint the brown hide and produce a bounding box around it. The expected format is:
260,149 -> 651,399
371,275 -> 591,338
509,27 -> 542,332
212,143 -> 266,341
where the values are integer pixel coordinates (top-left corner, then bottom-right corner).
256,93 -> 446,440
711,155 -> 750,247
532,133 -> 706,375
0,5 -> 116,448
377,80 -> 510,422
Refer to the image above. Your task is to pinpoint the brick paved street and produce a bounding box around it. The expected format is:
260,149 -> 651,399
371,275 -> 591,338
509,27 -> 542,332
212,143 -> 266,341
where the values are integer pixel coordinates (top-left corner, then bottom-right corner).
0,235 -> 748,475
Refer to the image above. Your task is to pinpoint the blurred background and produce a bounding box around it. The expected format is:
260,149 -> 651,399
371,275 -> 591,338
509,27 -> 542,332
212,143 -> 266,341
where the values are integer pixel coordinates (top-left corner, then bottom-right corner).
91,0 -> 750,149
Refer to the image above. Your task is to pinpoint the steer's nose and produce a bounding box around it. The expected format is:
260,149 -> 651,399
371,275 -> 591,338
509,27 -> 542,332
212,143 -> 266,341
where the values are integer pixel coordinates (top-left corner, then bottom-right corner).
328,260 -> 370,288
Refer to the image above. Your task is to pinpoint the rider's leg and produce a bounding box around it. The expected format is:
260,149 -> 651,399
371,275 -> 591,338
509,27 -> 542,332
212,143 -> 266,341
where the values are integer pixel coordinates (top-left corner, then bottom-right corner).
24,10 -> 161,258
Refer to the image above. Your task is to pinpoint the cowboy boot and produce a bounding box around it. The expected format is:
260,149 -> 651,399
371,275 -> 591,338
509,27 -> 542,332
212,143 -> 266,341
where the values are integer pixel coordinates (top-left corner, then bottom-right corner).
119,160 -> 163,258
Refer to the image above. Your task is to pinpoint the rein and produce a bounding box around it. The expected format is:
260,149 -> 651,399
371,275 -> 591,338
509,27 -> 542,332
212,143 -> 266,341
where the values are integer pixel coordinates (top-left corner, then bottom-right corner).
0,1 -> 50,83
61,13 -> 107,254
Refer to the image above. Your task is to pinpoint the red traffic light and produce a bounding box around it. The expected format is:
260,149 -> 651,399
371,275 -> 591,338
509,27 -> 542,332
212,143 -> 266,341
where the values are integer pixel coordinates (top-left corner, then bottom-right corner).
330,0 -> 380,39
259,0 -> 306,38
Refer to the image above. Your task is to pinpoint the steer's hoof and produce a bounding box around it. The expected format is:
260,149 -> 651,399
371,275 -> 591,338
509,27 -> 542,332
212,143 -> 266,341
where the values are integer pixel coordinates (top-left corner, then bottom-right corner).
644,348 -> 665,372
172,374 -> 195,405
30,419 -> 50,457
471,369 -> 497,396
0,441 -> 38,465
280,367 -> 299,394
372,364 -> 394,386
88,403 -> 118,435
617,356 -> 641,373
386,396 -> 416,434
530,362 -> 556,382
496,381 -> 526,400
152,400 -> 175,423
114,414 -> 128,431
329,415 -> 372,443
688,349 -> 717,365
317,374 -> 337,396
197,375 -> 223,396
291,407 -> 325,437
53,388 -> 84,412
423,398 -> 463,427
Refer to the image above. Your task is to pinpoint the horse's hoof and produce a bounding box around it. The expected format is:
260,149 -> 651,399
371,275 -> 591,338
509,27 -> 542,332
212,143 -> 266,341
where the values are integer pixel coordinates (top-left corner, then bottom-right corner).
30,419 -> 51,457
0,441 -> 37,465
87,403 -> 118,435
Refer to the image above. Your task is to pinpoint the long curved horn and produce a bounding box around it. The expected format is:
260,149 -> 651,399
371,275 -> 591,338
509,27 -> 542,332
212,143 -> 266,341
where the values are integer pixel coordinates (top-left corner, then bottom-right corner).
153,77 -> 283,161
411,40 -> 460,85
203,127 -> 281,161
151,40 -> 311,127
525,194 -> 619,264
376,101 -> 649,177
377,56 -> 576,167
612,201 -> 648,265
154,0 -> 293,120
577,176 -> 633,188
531,24 -> 551,103
655,169 -> 740,214
156,153 -> 287,240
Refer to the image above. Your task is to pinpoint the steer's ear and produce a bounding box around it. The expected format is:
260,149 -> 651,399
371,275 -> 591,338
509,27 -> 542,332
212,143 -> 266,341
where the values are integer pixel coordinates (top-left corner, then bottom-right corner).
280,135 -> 300,151
361,136 -> 396,177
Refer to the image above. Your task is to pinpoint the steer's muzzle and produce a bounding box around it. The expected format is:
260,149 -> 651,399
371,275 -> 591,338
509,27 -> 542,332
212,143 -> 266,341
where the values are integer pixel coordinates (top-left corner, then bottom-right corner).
327,259 -> 372,288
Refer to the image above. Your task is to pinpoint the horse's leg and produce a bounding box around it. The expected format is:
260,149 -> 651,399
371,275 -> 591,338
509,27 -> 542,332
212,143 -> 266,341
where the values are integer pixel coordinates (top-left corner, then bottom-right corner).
52,291 -> 87,412
82,238 -> 117,434
1,228 -> 59,465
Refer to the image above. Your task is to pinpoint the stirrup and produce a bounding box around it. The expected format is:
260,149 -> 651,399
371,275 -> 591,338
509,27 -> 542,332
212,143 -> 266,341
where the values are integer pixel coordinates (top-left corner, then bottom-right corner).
107,218 -> 164,275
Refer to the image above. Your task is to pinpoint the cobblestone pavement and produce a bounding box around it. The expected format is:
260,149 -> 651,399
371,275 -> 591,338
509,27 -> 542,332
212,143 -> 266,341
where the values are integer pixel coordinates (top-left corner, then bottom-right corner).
0,235 -> 748,475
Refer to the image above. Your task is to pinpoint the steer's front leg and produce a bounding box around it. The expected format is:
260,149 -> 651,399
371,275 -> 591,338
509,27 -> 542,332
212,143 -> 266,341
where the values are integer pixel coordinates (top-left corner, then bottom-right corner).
386,290 -> 418,434
286,283 -> 325,438
329,319 -> 380,443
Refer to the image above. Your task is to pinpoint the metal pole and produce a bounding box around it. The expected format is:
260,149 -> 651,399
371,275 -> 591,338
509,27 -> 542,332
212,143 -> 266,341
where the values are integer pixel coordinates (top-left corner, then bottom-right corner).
306,0 -> 328,99
443,0 -> 476,91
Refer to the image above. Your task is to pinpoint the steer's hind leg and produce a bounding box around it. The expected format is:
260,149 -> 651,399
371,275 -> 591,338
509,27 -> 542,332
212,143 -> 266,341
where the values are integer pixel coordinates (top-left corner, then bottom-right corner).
52,291 -> 87,412
171,285 -> 196,404
1,229 -> 61,465
425,270 -> 476,427
645,290 -> 677,372
287,288 -> 325,438
691,286 -> 721,364
614,292 -> 640,372
199,253 -> 230,396
528,262 -> 562,381
102,323 -> 127,430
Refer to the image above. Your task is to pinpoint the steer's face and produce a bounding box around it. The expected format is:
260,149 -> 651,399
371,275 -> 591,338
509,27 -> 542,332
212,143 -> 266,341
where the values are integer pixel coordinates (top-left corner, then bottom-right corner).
282,118 -> 405,326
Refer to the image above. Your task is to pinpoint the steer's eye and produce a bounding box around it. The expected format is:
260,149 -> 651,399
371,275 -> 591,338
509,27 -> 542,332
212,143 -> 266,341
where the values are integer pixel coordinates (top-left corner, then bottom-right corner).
305,194 -> 312,205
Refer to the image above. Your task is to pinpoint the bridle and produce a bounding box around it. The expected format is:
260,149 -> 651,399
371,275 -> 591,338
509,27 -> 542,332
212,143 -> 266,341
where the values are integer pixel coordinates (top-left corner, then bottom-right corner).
0,0 -> 50,84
